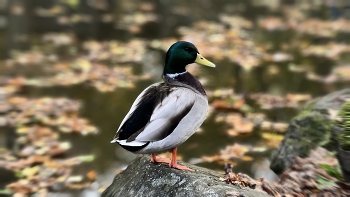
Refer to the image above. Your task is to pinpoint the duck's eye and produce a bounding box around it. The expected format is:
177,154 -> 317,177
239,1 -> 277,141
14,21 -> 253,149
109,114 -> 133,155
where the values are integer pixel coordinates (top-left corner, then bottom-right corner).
184,47 -> 193,52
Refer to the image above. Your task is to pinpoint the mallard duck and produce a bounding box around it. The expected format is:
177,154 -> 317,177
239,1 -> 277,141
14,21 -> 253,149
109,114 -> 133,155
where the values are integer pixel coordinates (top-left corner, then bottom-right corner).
111,41 -> 215,171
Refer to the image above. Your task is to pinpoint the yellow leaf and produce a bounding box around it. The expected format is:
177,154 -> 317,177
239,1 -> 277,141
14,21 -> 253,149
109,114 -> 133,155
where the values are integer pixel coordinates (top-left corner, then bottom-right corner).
242,156 -> 253,161
22,166 -> 40,177
61,0 -> 80,9
16,127 -> 30,134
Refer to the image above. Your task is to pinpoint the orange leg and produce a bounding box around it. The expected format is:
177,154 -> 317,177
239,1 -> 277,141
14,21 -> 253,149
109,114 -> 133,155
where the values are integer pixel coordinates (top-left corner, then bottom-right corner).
169,147 -> 194,171
150,153 -> 171,164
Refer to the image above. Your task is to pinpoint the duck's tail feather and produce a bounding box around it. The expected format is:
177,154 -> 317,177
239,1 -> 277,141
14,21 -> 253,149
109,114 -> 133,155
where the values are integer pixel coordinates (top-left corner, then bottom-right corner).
114,139 -> 149,152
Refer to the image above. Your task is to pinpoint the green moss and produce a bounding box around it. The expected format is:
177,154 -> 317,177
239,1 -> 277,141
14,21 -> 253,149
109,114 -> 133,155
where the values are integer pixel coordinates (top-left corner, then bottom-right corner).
302,101 -> 316,112
290,111 -> 334,154
337,102 -> 350,150
338,131 -> 350,151
337,101 -> 350,132
295,107 -> 315,119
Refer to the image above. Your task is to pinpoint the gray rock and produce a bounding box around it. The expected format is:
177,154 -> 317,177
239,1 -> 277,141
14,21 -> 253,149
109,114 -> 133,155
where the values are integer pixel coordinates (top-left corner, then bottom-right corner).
270,88 -> 350,174
102,156 -> 270,197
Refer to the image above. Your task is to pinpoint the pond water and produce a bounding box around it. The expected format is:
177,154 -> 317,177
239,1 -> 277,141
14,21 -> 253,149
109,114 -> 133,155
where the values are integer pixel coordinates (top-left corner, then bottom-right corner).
2,0 -> 350,195
16,46 -> 348,186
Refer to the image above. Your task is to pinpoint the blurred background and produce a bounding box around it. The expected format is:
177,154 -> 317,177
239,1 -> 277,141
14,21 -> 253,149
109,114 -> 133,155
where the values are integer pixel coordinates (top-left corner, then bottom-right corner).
1,0 -> 350,196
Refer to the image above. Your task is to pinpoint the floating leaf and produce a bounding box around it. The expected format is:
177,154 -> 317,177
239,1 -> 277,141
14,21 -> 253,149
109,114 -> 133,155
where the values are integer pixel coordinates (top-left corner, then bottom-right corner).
251,147 -> 268,153
16,127 -> 30,134
216,113 -> 255,135
76,155 -> 95,162
66,175 -> 83,183
21,166 -> 40,178
201,143 -> 249,163
261,132 -> 284,148
0,189 -> 12,195
87,170 -> 97,181
61,0 -> 79,9
59,142 -> 71,150
242,156 -> 253,161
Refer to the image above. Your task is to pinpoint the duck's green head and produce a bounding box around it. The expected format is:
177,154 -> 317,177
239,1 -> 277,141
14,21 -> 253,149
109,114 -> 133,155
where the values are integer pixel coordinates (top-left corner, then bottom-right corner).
163,41 -> 215,75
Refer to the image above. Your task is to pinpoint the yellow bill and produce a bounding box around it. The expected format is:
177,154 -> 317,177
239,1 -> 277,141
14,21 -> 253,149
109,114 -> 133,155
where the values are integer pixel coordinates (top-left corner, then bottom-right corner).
195,53 -> 216,67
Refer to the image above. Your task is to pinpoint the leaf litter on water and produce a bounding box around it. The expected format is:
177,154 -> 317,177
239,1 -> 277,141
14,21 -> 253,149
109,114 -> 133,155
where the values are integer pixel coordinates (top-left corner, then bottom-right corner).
1,94 -> 100,195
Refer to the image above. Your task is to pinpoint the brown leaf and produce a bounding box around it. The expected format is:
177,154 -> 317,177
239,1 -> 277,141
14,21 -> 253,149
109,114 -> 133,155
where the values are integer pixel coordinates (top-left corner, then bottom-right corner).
87,170 -> 97,181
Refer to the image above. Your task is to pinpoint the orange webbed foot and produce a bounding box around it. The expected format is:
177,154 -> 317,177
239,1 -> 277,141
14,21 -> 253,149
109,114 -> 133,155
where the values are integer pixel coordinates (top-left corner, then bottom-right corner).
169,163 -> 194,171
169,147 -> 194,171
150,153 -> 171,164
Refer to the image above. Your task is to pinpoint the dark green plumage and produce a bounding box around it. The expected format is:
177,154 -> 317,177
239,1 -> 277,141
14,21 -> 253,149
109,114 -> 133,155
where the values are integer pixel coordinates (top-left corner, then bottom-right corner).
163,41 -> 199,75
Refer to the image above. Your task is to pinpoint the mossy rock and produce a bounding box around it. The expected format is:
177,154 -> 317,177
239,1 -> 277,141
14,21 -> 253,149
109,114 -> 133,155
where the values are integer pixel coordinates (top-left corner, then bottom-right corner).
270,89 -> 350,174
